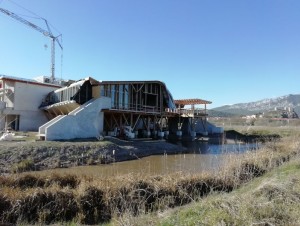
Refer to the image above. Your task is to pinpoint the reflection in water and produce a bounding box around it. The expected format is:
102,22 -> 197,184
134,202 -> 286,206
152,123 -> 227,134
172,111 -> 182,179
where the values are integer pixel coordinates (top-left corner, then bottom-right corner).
181,141 -> 260,155
38,142 -> 259,178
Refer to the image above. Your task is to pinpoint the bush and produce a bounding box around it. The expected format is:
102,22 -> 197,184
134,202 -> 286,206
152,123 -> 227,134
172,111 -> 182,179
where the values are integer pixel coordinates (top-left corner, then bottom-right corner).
13,174 -> 45,189
12,159 -> 35,173
80,187 -> 111,224
8,190 -> 78,224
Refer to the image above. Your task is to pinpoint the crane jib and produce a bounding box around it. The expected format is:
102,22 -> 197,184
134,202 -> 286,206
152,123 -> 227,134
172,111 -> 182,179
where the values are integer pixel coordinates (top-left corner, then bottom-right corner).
0,7 -> 63,83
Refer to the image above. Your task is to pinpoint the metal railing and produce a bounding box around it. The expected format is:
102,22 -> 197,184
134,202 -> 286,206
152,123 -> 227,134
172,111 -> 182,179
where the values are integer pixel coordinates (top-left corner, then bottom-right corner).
165,108 -> 207,115
109,102 -> 207,116
110,102 -> 162,114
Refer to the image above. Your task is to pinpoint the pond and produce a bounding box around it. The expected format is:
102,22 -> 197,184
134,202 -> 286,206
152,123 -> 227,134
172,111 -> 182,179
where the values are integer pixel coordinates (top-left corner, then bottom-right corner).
37,141 -> 260,178
181,141 -> 259,154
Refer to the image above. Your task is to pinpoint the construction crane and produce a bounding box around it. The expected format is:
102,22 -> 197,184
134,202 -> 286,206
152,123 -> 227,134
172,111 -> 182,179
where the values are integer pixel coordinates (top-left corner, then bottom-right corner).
0,7 -> 62,83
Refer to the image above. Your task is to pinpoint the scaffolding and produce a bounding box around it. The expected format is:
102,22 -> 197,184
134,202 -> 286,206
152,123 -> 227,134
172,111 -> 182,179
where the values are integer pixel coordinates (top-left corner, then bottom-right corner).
100,81 -> 178,136
39,78 -> 213,140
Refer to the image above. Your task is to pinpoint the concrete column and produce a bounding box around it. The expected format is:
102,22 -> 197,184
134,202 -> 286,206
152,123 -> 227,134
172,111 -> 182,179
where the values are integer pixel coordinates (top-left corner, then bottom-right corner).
146,130 -> 151,138
191,131 -> 196,141
158,131 -> 164,139
176,130 -> 182,140
164,130 -> 169,139
143,130 -> 151,138
152,130 -> 157,139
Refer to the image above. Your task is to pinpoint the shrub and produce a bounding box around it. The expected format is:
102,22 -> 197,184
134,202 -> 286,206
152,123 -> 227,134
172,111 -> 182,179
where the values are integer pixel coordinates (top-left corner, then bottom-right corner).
12,159 -> 35,173
0,193 -> 11,222
9,190 -> 78,224
13,174 -> 45,189
79,187 -> 111,224
46,174 -> 79,188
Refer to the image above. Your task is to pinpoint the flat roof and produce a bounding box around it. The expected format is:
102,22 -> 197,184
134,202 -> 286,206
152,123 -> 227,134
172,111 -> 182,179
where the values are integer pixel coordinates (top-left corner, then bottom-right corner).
0,74 -> 61,88
100,80 -> 167,86
174,98 -> 212,105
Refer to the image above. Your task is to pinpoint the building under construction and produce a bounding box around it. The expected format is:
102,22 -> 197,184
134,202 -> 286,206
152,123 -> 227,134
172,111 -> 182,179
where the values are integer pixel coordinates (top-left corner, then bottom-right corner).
37,78 -> 222,141
1,6 -> 223,141
0,75 -> 60,132
0,75 -> 222,140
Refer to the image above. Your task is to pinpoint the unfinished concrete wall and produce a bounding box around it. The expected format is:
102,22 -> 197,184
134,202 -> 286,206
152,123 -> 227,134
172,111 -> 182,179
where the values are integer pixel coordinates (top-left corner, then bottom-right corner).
19,110 -> 49,131
0,117 -> 5,131
44,97 -> 111,140
0,81 -> 58,131
12,82 -> 57,131
14,82 -> 56,111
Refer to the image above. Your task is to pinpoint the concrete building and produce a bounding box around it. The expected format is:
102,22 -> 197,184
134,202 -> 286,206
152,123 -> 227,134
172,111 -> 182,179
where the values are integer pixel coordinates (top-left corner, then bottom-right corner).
0,75 -> 220,141
0,75 -> 60,131
39,77 -> 111,140
38,79 -> 216,141
39,79 -> 179,140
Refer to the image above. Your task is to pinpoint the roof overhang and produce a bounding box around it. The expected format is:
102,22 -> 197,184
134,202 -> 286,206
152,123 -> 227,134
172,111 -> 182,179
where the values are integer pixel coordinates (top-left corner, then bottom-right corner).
40,100 -> 80,115
174,98 -> 212,106
54,77 -> 100,93
0,75 -> 61,88
100,80 -> 167,86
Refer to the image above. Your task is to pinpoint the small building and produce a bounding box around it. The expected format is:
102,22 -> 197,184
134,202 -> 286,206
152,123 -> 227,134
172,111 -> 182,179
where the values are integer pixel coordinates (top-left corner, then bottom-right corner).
0,75 -> 60,131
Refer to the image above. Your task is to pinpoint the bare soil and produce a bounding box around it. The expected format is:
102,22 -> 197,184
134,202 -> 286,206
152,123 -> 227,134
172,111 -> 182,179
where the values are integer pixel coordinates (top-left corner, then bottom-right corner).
0,137 -> 185,174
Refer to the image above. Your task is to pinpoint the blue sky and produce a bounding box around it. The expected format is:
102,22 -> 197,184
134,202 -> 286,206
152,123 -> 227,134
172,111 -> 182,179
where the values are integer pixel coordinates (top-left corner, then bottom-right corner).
0,0 -> 299,108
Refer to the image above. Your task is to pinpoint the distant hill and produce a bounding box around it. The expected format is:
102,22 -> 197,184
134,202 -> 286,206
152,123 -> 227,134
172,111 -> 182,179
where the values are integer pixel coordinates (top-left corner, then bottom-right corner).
207,109 -> 239,117
210,94 -> 300,117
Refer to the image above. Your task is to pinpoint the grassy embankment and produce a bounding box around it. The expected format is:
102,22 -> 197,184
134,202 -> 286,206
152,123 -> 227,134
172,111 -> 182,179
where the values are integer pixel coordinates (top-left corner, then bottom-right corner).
132,155 -> 300,226
0,127 -> 299,225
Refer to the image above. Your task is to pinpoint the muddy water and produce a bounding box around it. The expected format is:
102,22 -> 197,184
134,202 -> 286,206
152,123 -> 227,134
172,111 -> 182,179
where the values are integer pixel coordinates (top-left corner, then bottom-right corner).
37,142 -> 259,178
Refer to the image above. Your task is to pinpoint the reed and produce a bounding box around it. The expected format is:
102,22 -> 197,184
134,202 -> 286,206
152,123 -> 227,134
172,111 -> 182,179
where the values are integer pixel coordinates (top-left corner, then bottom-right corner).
0,131 -> 299,225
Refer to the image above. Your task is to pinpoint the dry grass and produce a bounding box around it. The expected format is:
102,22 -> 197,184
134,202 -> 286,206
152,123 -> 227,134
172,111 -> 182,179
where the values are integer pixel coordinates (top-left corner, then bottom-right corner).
0,130 -> 300,225
148,157 -> 300,226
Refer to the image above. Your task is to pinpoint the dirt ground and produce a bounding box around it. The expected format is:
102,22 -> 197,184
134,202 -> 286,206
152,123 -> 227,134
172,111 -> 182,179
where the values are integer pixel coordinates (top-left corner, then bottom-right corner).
0,129 -> 279,174
0,136 -> 185,174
